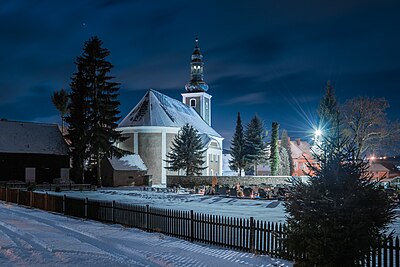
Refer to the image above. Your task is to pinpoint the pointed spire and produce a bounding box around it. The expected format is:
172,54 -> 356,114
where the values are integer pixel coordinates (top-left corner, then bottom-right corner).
185,37 -> 208,92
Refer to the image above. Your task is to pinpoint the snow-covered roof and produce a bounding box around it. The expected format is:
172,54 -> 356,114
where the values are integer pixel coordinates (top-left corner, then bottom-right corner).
108,155 -> 147,171
368,163 -> 390,172
290,139 -> 313,159
119,89 -> 221,138
0,120 -> 69,155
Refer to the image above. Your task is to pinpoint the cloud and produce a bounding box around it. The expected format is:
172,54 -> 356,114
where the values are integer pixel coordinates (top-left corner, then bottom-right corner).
222,92 -> 269,106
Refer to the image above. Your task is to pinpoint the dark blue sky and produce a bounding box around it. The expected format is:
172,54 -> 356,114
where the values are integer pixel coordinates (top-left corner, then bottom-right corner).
0,0 -> 399,146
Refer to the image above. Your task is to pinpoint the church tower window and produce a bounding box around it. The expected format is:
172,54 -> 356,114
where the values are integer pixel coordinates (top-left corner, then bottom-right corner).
190,98 -> 196,107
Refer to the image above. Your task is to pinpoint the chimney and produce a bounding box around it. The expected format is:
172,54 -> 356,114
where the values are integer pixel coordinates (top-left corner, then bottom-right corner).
296,138 -> 301,146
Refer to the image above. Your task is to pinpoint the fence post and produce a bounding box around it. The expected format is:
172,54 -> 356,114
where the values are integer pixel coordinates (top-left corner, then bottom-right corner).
30,191 -> 33,207
249,217 -> 255,253
17,189 -> 20,205
146,204 -> 150,232
5,187 -> 8,203
112,200 -> 115,224
63,194 -> 66,215
45,193 -> 48,211
190,210 -> 194,242
85,197 -> 88,219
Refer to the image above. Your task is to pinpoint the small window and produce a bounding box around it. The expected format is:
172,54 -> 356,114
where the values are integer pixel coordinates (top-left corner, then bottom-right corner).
210,154 -> 213,162
190,99 -> 196,107
210,169 -> 213,176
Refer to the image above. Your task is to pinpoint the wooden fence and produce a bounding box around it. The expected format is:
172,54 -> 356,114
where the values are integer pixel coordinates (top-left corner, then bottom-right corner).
0,187 -> 399,266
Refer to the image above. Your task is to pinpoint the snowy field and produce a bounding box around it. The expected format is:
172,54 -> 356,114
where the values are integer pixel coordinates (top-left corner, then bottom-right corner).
0,202 -> 291,267
45,188 -> 400,233
47,188 -> 286,223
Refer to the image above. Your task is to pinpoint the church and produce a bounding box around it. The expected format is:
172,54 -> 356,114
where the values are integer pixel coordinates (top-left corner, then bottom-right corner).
116,39 -> 223,187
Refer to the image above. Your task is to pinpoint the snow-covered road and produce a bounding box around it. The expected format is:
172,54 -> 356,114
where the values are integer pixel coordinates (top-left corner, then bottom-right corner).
0,202 -> 291,267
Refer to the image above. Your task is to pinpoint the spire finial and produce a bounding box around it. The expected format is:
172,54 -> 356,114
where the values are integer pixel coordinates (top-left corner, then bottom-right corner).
195,36 -> 199,48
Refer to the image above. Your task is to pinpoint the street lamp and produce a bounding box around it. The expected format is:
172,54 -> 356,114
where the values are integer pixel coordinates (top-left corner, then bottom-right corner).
315,129 -> 322,137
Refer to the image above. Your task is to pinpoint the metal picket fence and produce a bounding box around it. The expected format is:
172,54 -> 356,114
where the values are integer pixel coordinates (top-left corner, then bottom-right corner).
0,187 -> 399,266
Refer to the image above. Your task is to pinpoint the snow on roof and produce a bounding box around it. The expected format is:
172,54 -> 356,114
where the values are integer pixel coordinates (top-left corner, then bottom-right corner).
118,89 -> 222,138
108,154 -> 147,171
368,162 -> 390,172
0,120 -> 69,155
290,140 -> 313,159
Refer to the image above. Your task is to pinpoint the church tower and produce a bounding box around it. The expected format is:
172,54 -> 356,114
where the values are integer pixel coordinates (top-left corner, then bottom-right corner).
182,38 -> 212,126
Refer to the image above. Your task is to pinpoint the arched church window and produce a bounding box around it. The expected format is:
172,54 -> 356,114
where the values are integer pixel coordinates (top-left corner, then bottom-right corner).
190,99 -> 196,107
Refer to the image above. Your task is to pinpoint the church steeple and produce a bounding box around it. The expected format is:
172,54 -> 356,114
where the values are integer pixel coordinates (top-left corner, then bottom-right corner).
185,37 -> 209,92
182,37 -> 212,126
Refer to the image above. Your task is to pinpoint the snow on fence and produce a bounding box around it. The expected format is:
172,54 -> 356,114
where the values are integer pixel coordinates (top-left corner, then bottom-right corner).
0,187 -> 399,266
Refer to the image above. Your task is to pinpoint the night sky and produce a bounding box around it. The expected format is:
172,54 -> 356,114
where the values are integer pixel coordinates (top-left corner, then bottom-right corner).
1,0 -> 399,146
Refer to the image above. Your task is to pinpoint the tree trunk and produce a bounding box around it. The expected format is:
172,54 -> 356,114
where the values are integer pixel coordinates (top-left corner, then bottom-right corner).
81,161 -> 85,184
239,168 -> 242,177
97,152 -> 102,187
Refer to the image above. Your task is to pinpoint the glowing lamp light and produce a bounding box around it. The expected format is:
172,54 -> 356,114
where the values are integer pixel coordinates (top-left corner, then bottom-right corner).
315,129 -> 322,137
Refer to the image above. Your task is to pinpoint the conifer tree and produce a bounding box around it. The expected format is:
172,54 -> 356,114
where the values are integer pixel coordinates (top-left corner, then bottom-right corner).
244,115 -> 267,175
317,80 -> 340,141
65,72 -> 90,183
277,146 -> 290,176
280,129 -> 294,175
284,120 -> 395,266
66,36 -> 128,186
270,122 -> 280,176
165,124 -> 207,176
51,88 -> 69,133
229,112 -> 247,176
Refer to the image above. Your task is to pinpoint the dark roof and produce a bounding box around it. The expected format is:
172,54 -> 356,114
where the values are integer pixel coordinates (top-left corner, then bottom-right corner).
0,120 -> 69,155
118,89 -> 221,138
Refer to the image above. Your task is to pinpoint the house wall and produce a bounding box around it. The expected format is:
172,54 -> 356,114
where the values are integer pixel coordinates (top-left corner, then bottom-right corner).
119,133 -> 134,153
138,133 -> 162,185
0,153 -> 70,183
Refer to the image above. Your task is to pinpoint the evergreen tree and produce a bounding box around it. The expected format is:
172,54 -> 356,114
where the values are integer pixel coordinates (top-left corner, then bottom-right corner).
65,72 -> 91,183
277,146 -> 290,176
284,131 -> 395,266
229,112 -> 247,176
317,80 -> 340,141
165,124 -> 207,176
66,36 -> 127,186
51,88 -> 69,133
280,129 -> 294,175
270,122 -> 280,176
244,115 -> 267,175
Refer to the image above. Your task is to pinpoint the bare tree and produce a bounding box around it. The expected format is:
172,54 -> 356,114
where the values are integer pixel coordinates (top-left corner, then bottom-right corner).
51,88 -> 69,133
342,97 -> 390,158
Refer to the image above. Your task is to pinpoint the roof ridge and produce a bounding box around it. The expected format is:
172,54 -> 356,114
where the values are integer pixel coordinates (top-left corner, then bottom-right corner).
0,120 -> 59,127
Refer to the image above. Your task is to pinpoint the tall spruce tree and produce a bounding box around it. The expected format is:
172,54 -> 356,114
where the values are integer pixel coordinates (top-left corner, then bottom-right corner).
229,112 -> 247,176
51,88 -> 69,133
284,117 -> 395,266
270,122 -> 280,176
317,80 -> 340,141
165,124 -> 207,176
67,36 -> 127,186
244,115 -> 267,175
280,129 -> 294,175
66,72 -> 91,183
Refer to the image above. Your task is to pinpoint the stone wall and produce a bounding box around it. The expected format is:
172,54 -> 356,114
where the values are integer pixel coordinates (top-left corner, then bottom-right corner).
167,175 -> 294,188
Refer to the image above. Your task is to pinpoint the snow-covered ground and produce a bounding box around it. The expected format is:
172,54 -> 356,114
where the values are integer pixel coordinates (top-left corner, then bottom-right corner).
0,202 -> 291,267
44,188 -> 400,233
46,188 -> 287,223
